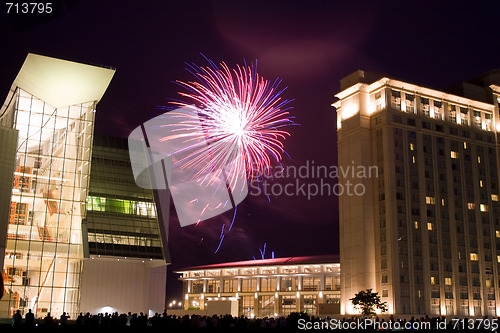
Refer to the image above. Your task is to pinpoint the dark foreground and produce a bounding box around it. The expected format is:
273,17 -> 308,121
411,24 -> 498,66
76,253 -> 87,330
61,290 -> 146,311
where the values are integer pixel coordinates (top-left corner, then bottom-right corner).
1,312 -> 499,331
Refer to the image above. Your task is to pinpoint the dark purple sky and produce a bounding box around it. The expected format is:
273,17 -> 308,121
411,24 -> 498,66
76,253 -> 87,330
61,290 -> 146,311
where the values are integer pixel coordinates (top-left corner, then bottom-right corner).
1,0 -> 500,302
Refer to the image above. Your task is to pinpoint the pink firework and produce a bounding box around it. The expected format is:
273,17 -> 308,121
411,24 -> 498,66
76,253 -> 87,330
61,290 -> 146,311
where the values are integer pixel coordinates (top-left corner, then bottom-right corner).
163,59 -> 294,188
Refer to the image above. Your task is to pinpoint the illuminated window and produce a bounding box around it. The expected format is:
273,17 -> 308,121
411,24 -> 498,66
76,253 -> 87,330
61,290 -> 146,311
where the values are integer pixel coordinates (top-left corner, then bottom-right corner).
477,156 -> 481,163
463,142 -> 467,149
412,156 -> 416,164
426,196 -> 435,204
492,194 -> 499,202
496,231 -> 500,238
486,280 -> 492,288
470,253 -> 478,261
260,278 -> 277,292
445,278 -> 452,286
391,90 -> 401,109
480,204 -> 488,212
405,93 -> 415,113
414,221 -> 419,229
441,199 -> 445,206
421,97 -> 430,115
450,151 -> 458,159
480,180 -> 483,188
410,143 -> 414,151
497,255 -> 500,263
427,223 -> 433,231
302,277 -> 321,291
430,276 -> 436,285
86,195 -> 156,217
468,203 -> 475,210
223,279 -> 236,292
241,279 -> 257,292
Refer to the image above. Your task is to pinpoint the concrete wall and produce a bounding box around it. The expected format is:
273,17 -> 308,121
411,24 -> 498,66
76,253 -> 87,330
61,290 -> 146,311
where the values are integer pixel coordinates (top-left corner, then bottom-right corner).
79,257 -> 166,315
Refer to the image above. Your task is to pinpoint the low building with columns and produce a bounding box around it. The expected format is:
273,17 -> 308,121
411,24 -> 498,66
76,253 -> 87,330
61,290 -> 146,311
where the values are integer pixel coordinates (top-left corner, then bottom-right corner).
175,254 -> 340,317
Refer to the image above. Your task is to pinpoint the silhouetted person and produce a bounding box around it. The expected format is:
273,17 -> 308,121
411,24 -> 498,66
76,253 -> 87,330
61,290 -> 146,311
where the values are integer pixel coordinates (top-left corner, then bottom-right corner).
12,309 -> 22,327
43,312 -> 54,327
25,309 -> 35,327
60,312 -> 69,326
76,312 -> 84,326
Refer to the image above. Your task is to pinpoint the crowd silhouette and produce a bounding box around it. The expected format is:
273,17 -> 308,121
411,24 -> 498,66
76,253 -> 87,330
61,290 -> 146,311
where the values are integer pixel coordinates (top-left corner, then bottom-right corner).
3,309 -> 499,330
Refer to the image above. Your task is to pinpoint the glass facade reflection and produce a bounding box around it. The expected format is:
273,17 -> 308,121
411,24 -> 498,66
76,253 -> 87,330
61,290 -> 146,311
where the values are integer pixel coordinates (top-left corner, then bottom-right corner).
0,89 -> 95,318
84,135 -> 164,259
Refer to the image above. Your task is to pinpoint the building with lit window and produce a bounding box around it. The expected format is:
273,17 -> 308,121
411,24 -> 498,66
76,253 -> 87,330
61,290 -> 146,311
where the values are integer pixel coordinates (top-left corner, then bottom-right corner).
176,255 -> 340,317
0,53 -> 115,318
78,135 -> 170,316
334,70 -> 500,317
0,54 -> 172,318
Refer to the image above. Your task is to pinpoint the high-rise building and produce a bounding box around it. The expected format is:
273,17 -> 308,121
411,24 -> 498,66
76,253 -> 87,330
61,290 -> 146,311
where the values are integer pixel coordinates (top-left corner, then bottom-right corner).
334,70 -> 500,316
0,54 -> 172,318
0,53 -> 115,318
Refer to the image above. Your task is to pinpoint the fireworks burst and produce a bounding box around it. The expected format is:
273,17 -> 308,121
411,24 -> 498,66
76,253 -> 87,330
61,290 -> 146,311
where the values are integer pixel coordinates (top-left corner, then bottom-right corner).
163,58 -> 294,189
157,58 -> 294,252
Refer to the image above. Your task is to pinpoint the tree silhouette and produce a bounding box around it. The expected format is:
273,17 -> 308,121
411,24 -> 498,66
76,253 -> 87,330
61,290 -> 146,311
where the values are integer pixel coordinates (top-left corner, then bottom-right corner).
350,289 -> 387,316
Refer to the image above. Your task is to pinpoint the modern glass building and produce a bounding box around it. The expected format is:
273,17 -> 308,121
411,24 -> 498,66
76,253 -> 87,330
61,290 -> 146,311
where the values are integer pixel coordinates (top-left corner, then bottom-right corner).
84,135 -> 166,259
176,255 -> 340,317
78,135 -> 170,316
0,54 -> 115,318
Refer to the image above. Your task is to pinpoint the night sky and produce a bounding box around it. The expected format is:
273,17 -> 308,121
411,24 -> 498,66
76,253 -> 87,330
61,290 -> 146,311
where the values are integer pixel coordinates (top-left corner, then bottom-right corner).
1,0 -> 500,303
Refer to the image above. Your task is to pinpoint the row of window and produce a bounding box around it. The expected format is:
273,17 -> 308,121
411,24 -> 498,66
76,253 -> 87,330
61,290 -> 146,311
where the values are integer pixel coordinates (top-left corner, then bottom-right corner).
189,276 -> 341,293
389,90 -> 493,131
86,195 -> 156,217
186,265 -> 339,278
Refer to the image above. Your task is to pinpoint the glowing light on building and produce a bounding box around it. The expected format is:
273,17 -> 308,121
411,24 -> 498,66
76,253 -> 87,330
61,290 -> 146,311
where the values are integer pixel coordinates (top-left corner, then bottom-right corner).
340,102 -> 359,120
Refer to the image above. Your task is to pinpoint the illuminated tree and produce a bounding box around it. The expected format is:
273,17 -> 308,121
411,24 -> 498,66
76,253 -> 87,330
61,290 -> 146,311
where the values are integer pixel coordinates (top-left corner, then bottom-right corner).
350,289 -> 387,316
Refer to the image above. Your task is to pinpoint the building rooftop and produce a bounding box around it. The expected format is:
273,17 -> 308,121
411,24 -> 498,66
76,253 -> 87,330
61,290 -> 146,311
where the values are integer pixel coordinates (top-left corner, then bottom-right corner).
13,53 -> 115,108
176,254 -> 340,272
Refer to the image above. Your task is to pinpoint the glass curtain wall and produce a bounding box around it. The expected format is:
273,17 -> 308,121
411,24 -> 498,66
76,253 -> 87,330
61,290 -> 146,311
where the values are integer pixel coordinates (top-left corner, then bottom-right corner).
84,135 -> 163,259
1,88 -> 94,318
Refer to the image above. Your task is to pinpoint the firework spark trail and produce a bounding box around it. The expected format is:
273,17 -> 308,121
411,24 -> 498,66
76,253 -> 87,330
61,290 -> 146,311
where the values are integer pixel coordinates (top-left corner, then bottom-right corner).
159,57 -> 294,251
162,59 -> 294,191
